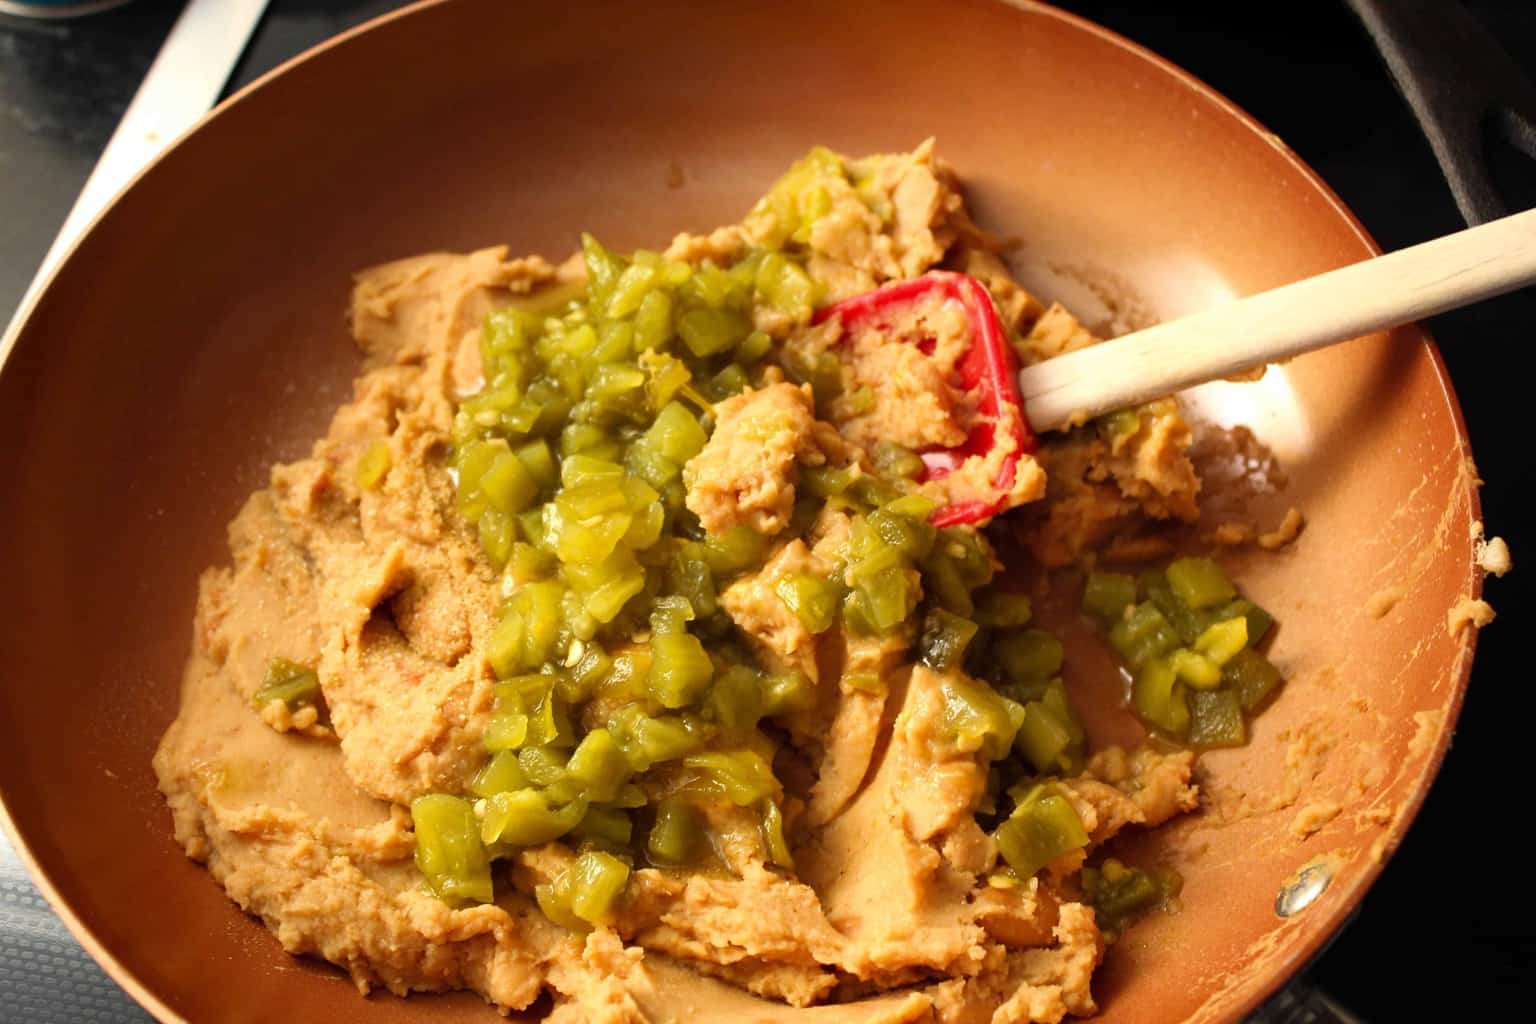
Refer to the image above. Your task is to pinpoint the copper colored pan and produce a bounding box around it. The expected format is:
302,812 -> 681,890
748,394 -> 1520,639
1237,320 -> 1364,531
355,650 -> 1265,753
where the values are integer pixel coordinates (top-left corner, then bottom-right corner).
0,1 -> 1482,1021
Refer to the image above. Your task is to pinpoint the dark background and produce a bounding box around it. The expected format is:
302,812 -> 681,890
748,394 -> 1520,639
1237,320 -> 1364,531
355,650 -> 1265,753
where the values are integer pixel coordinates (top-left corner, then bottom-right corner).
1,1 -> 1530,1020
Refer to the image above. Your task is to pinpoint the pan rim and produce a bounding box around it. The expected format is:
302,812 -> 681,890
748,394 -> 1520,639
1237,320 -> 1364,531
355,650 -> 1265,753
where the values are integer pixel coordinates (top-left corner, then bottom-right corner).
0,2 -> 1481,1022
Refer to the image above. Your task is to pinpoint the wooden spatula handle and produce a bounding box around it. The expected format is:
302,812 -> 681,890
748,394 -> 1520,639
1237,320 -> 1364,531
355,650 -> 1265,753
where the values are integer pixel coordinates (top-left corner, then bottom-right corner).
1018,206 -> 1536,432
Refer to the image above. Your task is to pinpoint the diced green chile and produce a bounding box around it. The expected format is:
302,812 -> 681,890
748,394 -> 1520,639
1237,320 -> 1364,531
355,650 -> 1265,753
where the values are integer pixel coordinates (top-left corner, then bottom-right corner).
573,806 -> 633,847
610,709 -> 703,769
775,573 -> 841,634
939,674 -> 1025,760
702,526 -> 770,576
1014,701 -> 1074,774
760,799 -> 794,869
1132,658 -> 1190,736
565,728 -> 631,802
567,850 -> 631,925
1085,858 -> 1165,929
481,789 -> 586,846
919,608 -> 980,671
481,450 -> 540,514
973,589 -> 1033,629
1187,688 -> 1246,748
707,665 -> 766,732
513,441 -> 557,489
411,795 -> 493,904
649,632 -> 714,708
430,184 -> 1275,919
678,307 -> 750,357
1109,602 -> 1181,668
647,798 -> 702,866
991,786 -> 1089,879
995,629 -> 1064,685
471,750 -> 530,797
1194,617 -> 1248,666
1165,557 -> 1236,610
683,750 -> 776,805
253,657 -> 320,711
762,671 -> 817,715
1224,647 -> 1284,710
536,850 -> 631,929
1167,648 -> 1222,690
872,441 -> 925,480
356,440 -> 391,490
1082,572 -> 1136,623
1139,570 -> 1205,645
1215,597 -> 1275,645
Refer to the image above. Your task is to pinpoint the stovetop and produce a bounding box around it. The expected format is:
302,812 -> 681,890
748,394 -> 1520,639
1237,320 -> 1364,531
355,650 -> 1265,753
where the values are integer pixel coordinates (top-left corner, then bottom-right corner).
1,2 -> 1531,1021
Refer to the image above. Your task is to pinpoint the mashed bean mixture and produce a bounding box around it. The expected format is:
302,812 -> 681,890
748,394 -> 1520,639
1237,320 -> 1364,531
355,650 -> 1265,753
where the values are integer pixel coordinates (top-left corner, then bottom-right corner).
156,143 -> 1284,1022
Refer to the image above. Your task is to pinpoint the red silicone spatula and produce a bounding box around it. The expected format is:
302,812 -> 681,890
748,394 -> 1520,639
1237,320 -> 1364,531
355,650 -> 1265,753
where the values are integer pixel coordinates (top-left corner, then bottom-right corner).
816,206 -> 1536,526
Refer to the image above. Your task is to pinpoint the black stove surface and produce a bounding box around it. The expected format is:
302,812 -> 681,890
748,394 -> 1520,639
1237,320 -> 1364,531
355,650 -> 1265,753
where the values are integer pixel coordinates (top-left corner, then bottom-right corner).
1,2 -> 1531,1021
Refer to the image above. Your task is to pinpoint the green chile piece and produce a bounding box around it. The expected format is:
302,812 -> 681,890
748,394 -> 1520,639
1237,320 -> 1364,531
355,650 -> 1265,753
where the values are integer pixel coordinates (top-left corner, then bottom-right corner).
683,750 -> 776,805
678,307 -> 750,357
1131,658 -> 1190,736
470,750 -> 530,798
1167,648 -> 1223,690
1109,602 -> 1180,669
566,850 -> 631,926
572,805 -> 633,847
1187,688 -> 1247,748
702,526 -> 770,577
253,657 -> 320,711
649,632 -> 714,709
919,608 -> 980,671
610,708 -> 704,770
939,674 -> 1025,760
1085,858 -> 1163,927
973,589 -> 1033,629
489,581 -> 566,677
356,440 -> 391,490
1214,597 -> 1274,646
411,794 -> 493,904
565,728 -> 631,802
871,441 -> 924,480
761,671 -> 817,716
647,798 -> 703,866
1194,617 -> 1248,667
1223,647 -> 1284,710
1014,700 -> 1074,774
480,788 -> 586,847
991,786 -> 1089,879
775,572 -> 842,634
760,799 -> 794,869
1165,557 -> 1236,610
708,665 -> 766,732
995,629 -> 1064,686
536,850 -> 631,930
1081,572 -> 1136,623
481,450 -> 540,515
1139,570 -> 1205,645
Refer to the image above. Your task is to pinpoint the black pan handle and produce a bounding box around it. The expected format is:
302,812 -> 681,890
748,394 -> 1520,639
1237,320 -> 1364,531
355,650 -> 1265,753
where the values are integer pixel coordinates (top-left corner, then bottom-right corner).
1248,981 -> 1364,1024
1344,0 -> 1536,226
